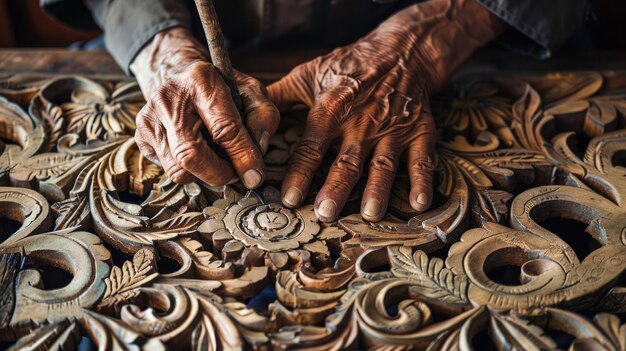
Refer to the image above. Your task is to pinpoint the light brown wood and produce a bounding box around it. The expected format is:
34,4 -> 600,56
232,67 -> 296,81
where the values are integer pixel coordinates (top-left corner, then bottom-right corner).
1,62 -> 626,350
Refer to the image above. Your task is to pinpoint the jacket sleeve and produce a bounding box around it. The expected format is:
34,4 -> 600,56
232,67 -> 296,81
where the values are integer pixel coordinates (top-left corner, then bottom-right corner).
40,0 -> 192,74
474,0 -> 590,59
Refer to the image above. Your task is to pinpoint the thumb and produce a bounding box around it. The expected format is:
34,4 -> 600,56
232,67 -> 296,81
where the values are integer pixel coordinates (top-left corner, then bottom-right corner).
267,63 -> 315,111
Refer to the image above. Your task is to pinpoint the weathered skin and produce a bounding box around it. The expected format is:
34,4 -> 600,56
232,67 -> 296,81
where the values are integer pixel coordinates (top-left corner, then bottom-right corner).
131,28 -> 279,188
130,0 -> 505,223
269,0 -> 506,221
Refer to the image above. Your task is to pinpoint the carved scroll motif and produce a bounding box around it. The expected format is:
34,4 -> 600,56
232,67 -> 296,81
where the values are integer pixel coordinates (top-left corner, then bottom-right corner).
0,72 -> 625,349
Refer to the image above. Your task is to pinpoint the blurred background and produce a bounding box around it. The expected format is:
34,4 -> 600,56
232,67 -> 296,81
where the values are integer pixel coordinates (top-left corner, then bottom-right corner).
1,0 -> 626,51
0,0 -> 100,48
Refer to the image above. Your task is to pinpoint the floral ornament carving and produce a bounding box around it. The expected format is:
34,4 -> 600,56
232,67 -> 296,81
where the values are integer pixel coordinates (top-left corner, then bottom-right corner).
199,188 -> 349,274
0,96 -> 46,183
0,71 -> 625,350
33,77 -> 144,141
0,187 -> 111,340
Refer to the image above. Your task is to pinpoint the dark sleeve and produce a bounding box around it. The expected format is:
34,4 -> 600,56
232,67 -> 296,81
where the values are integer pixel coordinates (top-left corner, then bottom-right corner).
40,0 -> 192,74
474,0 -> 590,59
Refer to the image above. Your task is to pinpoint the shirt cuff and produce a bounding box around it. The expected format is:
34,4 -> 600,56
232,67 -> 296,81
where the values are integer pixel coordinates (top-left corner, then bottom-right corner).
474,0 -> 590,59
101,0 -> 191,74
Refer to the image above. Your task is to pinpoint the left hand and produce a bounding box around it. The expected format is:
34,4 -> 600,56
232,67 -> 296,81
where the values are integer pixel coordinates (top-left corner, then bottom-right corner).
268,0 -> 506,222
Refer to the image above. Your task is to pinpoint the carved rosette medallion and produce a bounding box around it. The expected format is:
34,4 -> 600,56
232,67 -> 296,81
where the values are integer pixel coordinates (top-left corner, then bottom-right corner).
225,197 -> 319,252
200,190 -> 346,272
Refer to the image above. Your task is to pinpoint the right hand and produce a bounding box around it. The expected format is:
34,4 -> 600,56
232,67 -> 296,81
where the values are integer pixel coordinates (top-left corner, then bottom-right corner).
131,27 -> 279,188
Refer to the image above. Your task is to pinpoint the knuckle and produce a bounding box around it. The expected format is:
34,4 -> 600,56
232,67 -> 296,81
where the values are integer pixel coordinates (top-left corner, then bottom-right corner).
136,104 -> 158,125
147,86 -> 188,120
410,156 -> 435,173
247,99 -> 279,119
334,152 -> 362,176
186,61 -> 210,79
293,139 -> 325,166
152,85 -> 176,104
134,134 -> 151,154
415,112 -> 436,132
173,141 -> 200,169
167,165 -> 188,184
239,74 -> 262,89
370,154 -> 396,173
211,118 -> 242,145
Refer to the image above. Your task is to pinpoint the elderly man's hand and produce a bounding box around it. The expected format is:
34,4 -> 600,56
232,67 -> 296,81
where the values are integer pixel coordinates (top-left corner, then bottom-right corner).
131,28 -> 279,188
268,0 -> 505,222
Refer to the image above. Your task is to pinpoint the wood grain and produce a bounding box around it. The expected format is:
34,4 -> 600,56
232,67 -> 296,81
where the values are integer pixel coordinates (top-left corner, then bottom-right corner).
1,54 -> 626,349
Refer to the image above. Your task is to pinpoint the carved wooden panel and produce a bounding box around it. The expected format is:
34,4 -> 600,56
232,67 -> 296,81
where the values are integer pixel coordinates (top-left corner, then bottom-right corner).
0,70 -> 626,350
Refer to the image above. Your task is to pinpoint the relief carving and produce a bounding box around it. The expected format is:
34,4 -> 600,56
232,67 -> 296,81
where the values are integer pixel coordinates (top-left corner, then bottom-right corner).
0,72 -> 625,349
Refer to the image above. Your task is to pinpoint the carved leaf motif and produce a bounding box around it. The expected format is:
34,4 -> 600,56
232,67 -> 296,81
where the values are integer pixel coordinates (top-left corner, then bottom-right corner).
99,248 -> 158,312
162,237 -> 236,280
92,187 -> 204,251
593,313 -> 626,350
541,72 -> 603,106
50,195 -> 90,230
276,270 -> 345,310
542,308 -> 621,350
7,320 -> 79,351
222,302 -> 269,348
81,310 -> 166,351
473,189 -> 512,224
128,148 -> 161,195
3,69 -> 626,350
489,312 -> 557,350
191,293 -> 246,351
389,246 -> 469,306
473,149 -> 554,190
10,152 -> 93,201
13,153 -> 86,179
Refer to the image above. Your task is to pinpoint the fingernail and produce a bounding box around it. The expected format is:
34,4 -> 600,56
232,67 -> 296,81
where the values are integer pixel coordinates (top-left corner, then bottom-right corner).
362,199 -> 381,220
317,199 -> 337,220
242,169 -> 262,189
283,187 -> 302,207
417,193 -> 428,205
259,131 -> 270,154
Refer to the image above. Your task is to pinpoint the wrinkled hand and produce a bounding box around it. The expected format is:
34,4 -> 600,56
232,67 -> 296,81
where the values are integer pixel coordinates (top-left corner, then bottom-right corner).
131,28 -> 279,188
268,0 -> 505,222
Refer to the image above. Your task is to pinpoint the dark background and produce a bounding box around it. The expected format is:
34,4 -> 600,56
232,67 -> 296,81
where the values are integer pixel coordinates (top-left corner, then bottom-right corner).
2,0 -> 626,53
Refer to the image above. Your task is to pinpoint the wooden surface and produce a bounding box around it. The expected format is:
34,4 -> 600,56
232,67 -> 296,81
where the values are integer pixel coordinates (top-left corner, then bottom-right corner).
3,48 -> 626,78
1,49 -> 626,350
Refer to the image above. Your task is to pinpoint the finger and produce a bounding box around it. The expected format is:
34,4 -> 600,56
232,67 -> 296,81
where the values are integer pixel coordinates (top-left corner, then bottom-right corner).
361,137 -> 401,222
280,120 -> 334,208
135,105 -> 196,183
192,65 -> 265,189
236,72 -> 280,154
136,120 -> 197,184
314,139 -> 370,222
267,62 -> 315,111
407,109 -> 436,213
135,130 -> 160,166
168,120 -> 237,186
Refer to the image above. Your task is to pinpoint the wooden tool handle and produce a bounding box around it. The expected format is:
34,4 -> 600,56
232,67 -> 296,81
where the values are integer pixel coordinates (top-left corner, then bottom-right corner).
193,0 -> 245,118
